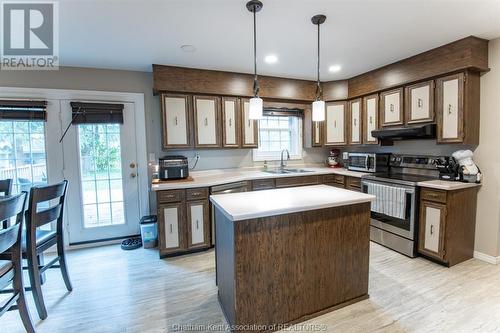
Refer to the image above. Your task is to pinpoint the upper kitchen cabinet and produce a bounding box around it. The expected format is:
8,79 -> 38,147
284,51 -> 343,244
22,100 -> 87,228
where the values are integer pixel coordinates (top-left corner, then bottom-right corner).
362,94 -> 379,145
325,101 -> 347,146
194,96 -> 221,148
380,88 -> 404,127
348,98 -> 362,145
241,99 -> 259,148
405,81 -> 435,124
221,97 -> 241,148
161,93 -> 192,149
436,71 -> 480,145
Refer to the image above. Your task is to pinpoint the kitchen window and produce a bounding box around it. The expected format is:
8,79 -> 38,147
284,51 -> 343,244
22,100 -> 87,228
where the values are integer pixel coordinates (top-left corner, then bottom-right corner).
253,115 -> 303,161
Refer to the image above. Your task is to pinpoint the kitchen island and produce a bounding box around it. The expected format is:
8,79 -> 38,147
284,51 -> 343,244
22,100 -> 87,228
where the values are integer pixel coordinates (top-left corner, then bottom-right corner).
210,185 -> 375,332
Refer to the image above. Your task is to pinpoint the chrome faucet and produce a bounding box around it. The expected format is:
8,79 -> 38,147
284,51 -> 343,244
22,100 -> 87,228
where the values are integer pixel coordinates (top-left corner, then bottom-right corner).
280,149 -> 290,169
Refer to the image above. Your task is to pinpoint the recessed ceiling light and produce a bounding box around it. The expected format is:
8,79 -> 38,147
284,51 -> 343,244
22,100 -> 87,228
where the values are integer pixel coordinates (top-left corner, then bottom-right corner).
329,65 -> 342,73
264,54 -> 278,64
180,45 -> 196,53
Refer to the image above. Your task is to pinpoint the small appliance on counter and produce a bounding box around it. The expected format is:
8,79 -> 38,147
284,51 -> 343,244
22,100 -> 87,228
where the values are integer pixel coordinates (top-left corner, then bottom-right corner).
452,150 -> 482,183
347,152 -> 390,173
326,149 -> 342,168
435,156 -> 460,181
159,155 -> 189,180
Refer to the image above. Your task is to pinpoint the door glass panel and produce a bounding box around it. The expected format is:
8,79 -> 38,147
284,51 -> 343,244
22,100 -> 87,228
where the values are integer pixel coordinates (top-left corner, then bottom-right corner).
78,124 -> 125,228
0,120 -> 48,194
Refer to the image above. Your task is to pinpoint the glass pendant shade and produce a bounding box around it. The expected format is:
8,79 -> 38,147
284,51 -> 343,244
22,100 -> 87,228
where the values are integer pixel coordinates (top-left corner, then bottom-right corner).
312,100 -> 325,121
249,97 -> 263,119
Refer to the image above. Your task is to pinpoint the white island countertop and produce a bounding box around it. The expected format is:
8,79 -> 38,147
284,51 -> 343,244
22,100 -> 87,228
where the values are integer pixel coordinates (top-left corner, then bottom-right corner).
152,166 -> 368,191
210,184 -> 375,221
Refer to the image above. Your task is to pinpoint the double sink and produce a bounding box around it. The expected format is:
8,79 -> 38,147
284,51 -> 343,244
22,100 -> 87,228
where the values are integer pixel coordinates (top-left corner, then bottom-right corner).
263,168 -> 313,174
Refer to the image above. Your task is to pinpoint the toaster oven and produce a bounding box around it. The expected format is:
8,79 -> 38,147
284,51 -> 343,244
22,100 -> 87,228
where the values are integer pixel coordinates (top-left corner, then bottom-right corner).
159,156 -> 189,180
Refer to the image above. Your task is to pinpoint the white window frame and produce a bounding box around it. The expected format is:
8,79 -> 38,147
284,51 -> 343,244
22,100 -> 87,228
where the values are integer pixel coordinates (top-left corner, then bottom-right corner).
253,116 -> 303,162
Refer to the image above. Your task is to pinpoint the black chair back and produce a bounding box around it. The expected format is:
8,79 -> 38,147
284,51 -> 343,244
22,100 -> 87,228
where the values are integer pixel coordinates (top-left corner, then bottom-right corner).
25,180 -> 68,232
0,193 -> 27,254
0,179 -> 13,197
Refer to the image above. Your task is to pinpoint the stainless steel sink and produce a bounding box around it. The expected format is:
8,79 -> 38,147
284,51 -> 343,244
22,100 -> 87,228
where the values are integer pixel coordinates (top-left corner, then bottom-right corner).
263,168 -> 312,174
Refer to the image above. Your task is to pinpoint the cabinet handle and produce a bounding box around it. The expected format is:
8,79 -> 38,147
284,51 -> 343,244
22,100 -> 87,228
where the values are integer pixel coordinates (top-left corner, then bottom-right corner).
418,98 -> 423,108
169,224 -> 173,234
448,104 -> 452,115
191,192 -> 201,196
248,119 -> 250,127
334,120 -> 337,128
390,104 -> 394,112
165,194 -> 174,198
229,118 -> 232,127
354,119 -> 357,126
196,220 -> 199,229
369,116 -> 373,124
430,225 -> 434,235
204,117 -> 208,126
174,116 -> 178,125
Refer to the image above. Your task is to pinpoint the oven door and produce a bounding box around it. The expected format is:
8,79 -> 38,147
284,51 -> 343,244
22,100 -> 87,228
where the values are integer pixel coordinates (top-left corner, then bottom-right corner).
361,179 -> 417,240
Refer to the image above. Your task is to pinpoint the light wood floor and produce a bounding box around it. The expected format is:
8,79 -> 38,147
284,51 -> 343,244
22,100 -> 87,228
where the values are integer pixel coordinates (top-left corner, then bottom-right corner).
2,243 -> 500,332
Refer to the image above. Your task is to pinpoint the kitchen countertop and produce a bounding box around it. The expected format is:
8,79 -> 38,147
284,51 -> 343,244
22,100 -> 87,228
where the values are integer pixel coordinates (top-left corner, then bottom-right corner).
151,166 -> 368,191
417,180 -> 482,191
210,184 -> 375,221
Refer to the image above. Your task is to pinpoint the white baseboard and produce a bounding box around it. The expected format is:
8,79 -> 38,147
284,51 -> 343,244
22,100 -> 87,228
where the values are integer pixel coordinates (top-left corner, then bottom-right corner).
474,251 -> 500,264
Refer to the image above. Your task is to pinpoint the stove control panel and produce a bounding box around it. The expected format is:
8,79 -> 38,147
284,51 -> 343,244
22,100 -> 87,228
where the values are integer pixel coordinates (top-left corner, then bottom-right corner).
390,154 -> 440,169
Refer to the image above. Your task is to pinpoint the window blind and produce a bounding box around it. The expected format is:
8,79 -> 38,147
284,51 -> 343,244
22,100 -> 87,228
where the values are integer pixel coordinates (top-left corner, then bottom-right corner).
70,102 -> 124,124
0,100 -> 47,121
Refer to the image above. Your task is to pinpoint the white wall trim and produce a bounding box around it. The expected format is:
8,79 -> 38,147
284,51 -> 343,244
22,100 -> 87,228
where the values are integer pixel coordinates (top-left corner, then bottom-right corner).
474,251 -> 500,264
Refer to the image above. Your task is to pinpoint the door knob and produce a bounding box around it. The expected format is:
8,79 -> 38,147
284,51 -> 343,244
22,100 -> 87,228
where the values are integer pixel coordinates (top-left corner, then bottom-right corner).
130,173 -> 137,178
130,163 -> 136,168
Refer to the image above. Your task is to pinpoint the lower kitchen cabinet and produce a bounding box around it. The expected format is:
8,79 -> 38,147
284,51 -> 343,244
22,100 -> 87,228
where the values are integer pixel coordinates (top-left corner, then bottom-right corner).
157,188 -> 211,257
417,187 -> 479,267
186,200 -> 210,249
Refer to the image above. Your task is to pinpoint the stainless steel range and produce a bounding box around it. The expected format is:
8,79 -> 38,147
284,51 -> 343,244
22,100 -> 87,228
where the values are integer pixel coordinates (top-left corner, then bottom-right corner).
361,154 -> 441,257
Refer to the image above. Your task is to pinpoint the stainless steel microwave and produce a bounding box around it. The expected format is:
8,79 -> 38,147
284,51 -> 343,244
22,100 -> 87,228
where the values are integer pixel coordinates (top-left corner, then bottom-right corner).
347,153 -> 390,173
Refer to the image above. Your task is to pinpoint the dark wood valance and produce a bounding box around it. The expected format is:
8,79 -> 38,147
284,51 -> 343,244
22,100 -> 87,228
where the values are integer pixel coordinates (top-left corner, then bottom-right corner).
0,100 -> 47,121
70,102 -> 124,124
263,107 -> 304,118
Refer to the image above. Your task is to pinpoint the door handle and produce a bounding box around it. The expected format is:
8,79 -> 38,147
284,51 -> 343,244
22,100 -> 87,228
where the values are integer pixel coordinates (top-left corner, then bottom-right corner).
130,162 -> 136,168
130,173 -> 137,178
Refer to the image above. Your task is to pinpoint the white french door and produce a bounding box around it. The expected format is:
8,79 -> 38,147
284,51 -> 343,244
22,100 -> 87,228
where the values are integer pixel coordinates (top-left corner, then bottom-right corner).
61,101 -> 141,244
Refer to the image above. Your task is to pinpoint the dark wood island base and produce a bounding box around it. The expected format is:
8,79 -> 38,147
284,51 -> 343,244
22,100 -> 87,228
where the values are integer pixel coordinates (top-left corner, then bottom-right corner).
215,202 -> 372,332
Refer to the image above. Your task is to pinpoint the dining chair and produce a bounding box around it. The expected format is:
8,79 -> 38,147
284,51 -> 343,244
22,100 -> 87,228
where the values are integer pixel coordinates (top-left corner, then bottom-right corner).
0,192 -> 35,333
0,179 -> 13,229
24,180 -> 72,320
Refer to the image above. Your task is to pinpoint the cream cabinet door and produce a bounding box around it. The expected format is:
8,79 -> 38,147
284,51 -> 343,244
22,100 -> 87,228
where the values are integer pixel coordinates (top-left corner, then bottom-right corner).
349,99 -> 362,144
437,73 -> 464,143
325,102 -> 346,145
189,203 -> 205,245
363,95 -> 378,144
162,94 -> 191,148
381,88 -> 403,126
406,81 -> 434,124
163,206 -> 181,249
419,201 -> 446,260
241,100 -> 258,148
194,96 -> 220,147
222,97 -> 240,147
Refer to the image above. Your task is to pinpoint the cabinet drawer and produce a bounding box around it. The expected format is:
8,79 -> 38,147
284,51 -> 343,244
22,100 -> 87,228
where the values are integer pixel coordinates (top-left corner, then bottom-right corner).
322,174 -> 345,185
346,177 -> 361,190
421,188 -> 447,203
157,190 -> 185,203
186,188 -> 208,201
252,178 -> 276,191
275,175 -> 320,188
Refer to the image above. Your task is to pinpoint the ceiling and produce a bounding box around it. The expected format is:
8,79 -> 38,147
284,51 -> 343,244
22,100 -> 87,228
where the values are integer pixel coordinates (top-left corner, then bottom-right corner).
59,0 -> 500,80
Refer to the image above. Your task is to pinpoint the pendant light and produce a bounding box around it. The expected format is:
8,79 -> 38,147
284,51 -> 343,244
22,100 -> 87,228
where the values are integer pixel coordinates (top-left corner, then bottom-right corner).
311,14 -> 326,122
247,0 -> 263,119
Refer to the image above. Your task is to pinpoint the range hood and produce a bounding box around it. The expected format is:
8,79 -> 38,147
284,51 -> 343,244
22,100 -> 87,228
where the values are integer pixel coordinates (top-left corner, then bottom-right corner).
371,124 -> 436,141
